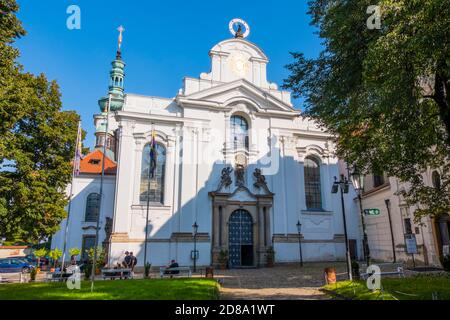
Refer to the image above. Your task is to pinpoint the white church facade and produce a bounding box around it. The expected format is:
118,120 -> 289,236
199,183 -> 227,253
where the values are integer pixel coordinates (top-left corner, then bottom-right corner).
52,20 -> 363,268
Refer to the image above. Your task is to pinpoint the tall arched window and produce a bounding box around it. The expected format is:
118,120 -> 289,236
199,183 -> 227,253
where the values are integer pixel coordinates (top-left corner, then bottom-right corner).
140,143 -> 166,204
304,156 -> 322,210
85,193 -> 100,222
230,115 -> 249,150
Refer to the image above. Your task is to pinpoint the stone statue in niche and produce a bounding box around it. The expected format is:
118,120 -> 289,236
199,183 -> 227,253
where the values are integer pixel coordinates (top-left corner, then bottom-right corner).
253,168 -> 267,189
217,166 -> 233,190
253,168 -> 272,193
235,164 -> 245,187
104,217 -> 113,235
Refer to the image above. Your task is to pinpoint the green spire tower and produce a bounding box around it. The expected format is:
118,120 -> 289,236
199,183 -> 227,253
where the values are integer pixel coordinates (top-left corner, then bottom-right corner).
95,26 -> 126,160
98,25 -> 126,112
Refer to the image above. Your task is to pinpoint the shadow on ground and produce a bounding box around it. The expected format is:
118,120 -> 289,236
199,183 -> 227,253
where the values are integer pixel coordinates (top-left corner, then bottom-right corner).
215,262 -> 348,300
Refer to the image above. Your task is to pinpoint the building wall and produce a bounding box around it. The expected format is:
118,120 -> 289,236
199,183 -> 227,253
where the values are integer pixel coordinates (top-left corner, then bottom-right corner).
360,176 -> 441,266
51,175 -> 116,259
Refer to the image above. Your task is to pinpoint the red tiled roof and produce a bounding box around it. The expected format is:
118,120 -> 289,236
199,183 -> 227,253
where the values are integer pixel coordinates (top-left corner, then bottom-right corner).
79,149 -> 117,175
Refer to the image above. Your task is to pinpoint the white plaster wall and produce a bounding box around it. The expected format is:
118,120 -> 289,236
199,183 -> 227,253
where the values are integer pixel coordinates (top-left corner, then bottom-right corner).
51,176 -> 116,257
275,242 -> 345,262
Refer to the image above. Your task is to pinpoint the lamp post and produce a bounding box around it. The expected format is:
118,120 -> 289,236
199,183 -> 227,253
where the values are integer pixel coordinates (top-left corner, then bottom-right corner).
192,222 -> 198,273
296,220 -> 303,267
332,174 -> 352,280
350,166 -> 370,267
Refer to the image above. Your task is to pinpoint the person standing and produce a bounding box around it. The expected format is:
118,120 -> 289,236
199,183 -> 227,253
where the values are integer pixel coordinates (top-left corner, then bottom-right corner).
122,251 -> 131,268
129,252 -> 137,272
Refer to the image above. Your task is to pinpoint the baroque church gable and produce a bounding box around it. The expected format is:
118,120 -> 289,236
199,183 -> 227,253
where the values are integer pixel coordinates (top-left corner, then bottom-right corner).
178,79 -> 296,114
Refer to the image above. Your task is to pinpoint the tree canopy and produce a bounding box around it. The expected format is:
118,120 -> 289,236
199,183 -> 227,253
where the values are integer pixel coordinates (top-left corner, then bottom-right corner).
0,0 -> 80,242
283,0 -> 450,219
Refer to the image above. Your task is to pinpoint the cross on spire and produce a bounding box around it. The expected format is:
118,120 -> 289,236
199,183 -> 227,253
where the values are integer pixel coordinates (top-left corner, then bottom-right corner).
116,25 -> 125,59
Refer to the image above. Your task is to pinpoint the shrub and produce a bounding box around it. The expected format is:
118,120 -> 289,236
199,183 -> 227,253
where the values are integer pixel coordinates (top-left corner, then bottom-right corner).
218,249 -> 228,268
441,254 -> 450,271
86,246 -> 106,270
30,267 -> 37,281
144,262 -> 152,278
265,246 -> 275,266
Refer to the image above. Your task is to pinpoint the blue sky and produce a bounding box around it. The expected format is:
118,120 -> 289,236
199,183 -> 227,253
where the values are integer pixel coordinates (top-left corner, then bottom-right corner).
15,0 -> 322,149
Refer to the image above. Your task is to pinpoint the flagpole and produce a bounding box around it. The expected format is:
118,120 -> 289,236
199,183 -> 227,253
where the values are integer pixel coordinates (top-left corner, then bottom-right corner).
90,93 -> 111,292
143,124 -> 154,278
60,121 -> 81,280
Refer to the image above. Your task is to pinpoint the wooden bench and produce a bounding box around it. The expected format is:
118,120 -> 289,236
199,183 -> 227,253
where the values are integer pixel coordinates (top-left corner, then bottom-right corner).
101,268 -> 132,280
159,266 -> 192,278
46,272 -> 73,282
46,265 -> 83,282
360,266 -> 405,280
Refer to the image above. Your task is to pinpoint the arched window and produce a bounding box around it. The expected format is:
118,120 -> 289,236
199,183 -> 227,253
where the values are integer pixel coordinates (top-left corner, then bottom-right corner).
432,171 -> 441,189
304,156 -> 322,210
85,193 -> 100,222
230,115 -> 249,150
140,143 -> 166,204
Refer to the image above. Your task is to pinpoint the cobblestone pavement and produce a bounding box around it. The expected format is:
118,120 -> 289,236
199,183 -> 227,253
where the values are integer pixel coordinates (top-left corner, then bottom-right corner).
215,262 -> 348,300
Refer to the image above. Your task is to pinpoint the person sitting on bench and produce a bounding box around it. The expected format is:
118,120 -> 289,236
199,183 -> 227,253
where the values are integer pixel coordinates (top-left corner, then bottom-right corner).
164,260 -> 179,277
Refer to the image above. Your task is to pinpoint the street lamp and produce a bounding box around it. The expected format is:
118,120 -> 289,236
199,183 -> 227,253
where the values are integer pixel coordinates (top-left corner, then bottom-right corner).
192,222 -> 198,273
349,165 -> 370,267
296,220 -> 303,267
332,174 -> 353,280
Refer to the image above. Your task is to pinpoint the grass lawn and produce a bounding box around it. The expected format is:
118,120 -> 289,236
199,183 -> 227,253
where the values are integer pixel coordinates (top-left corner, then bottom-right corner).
324,274 -> 450,300
0,278 -> 220,300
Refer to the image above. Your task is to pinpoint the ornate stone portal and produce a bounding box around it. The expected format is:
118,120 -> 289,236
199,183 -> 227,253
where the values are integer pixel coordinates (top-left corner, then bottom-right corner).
209,167 -> 273,268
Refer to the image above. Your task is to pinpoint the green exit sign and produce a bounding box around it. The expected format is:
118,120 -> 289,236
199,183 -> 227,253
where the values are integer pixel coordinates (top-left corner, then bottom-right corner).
364,208 -> 380,216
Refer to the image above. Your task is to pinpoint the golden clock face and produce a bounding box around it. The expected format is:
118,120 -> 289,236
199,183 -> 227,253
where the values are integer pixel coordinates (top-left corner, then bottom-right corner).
228,52 -> 250,77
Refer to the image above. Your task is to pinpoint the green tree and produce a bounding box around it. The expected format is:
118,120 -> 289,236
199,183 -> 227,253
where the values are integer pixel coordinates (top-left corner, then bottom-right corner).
0,0 -> 81,242
283,0 -> 450,220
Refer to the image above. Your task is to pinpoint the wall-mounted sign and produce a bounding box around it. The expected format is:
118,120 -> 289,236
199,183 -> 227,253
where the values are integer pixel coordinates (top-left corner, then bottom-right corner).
191,250 -> 199,260
405,233 -> 418,254
364,208 -> 380,216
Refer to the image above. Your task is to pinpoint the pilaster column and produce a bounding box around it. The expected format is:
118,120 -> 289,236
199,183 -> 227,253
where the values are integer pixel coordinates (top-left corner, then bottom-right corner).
213,204 -> 220,248
172,125 -> 182,232
258,205 -> 265,250
112,120 -> 135,234
224,111 -> 231,162
265,206 -> 272,246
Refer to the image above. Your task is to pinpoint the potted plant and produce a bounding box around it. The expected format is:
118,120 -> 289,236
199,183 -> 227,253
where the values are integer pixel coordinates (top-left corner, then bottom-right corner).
265,246 -> 275,267
84,264 -> 92,280
69,247 -> 80,265
87,246 -> 106,275
144,262 -> 152,278
34,248 -> 48,273
48,248 -> 62,272
30,267 -> 37,282
218,249 -> 228,269
351,260 -> 360,280
441,254 -> 450,271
